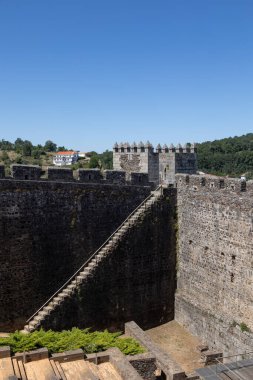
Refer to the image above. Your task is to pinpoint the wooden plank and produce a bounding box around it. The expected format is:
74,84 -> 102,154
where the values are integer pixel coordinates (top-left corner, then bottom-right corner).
54,362 -> 67,380
24,358 -> 57,380
60,360 -> 98,380
0,356 -> 17,380
85,362 -> 100,378
12,359 -> 21,380
50,360 -> 62,380
17,360 -> 27,380
98,362 -> 122,380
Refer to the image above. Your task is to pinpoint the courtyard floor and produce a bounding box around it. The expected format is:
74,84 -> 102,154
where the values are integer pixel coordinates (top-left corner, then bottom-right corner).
146,320 -> 205,375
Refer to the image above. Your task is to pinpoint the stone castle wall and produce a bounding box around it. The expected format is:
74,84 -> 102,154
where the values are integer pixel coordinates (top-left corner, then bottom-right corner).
175,174 -> 253,355
0,178 -> 153,331
39,189 -> 177,332
0,164 -> 154,187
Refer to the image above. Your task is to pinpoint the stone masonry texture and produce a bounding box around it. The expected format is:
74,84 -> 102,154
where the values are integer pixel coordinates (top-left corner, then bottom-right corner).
175,174 -> 253,356
0,179 -> 152,331
39,188 -> 177,332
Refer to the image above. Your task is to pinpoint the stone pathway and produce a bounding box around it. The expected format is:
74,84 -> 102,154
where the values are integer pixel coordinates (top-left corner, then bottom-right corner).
146,320 -> 205,375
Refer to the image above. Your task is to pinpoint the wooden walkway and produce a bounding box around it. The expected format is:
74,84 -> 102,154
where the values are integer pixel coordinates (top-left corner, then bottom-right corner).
0,346 -> 123,380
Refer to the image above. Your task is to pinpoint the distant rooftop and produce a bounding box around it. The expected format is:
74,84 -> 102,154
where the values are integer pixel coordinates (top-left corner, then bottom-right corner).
55,151 -> 78,155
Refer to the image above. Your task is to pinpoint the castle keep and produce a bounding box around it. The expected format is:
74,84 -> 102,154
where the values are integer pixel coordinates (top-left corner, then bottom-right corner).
113,141 -> 197,185
0,160 -> 253,365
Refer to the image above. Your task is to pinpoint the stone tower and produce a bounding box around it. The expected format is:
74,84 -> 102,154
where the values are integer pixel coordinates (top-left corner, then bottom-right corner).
157,143 -> 197,185
113,142 -> 159,183
113,141 -> 197,186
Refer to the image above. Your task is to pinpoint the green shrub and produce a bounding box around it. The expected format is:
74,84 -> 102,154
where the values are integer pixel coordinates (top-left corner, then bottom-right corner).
239,322 -> 250,333
0,328 -> 145,355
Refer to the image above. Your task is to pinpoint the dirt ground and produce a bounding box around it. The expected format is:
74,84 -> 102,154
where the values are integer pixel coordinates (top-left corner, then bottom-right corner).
146,320 -> 205,375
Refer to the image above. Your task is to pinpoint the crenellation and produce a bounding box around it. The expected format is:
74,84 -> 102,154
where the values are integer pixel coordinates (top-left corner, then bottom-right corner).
11,164 -> 41,180
104,170 -> 126,184
77,168 -> 102,183
0,165 -> 156,187
130,172 -> 150,186
0,165 -> 5,179
176,174 -> 248,193
113,141 -> 197,186
47,167 -> 74,181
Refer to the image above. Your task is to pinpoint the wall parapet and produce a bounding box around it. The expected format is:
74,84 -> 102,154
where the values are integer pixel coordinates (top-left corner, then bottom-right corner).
125,321 -> 186,380
0,165 -> 154,187
113,141 -> 197,153
175,173 -> 252,193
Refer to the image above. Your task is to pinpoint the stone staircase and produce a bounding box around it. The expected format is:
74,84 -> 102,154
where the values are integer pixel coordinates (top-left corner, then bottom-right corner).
23,187 -> 162,333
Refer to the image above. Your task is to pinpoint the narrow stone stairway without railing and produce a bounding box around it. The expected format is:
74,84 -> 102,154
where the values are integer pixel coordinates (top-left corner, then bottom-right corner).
22,186 -> 163,333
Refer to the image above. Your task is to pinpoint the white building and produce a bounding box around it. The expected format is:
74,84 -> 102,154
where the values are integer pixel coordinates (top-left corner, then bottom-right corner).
53,151 -> 79,166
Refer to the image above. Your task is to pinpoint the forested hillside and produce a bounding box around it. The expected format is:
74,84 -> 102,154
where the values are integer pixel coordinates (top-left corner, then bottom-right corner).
0,138 -> 112,174
197,133 -> 253,177
1,134 -> 253,178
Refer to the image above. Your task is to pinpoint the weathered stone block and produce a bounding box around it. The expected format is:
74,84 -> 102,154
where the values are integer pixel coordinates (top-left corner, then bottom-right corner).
0,165 -> 5,179
104,170 -> 126,184
47,167 -> 74,181
130,172 -> 149,186
77,169 -> 102,183
11,164 -> 41,180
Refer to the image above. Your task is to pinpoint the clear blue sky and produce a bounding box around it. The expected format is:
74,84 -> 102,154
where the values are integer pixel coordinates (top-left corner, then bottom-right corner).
0,0 -> 252,152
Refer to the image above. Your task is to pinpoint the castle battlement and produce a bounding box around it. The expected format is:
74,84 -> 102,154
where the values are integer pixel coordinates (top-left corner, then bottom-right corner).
113,141 -> 197,154
176,173 -> 250,193
0,164 -> 154,188
113,141 -> 197,185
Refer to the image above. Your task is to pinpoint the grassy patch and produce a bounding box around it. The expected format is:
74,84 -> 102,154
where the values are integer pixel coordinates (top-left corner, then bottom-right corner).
239,322 -> 251,333
0,328 -> 145,355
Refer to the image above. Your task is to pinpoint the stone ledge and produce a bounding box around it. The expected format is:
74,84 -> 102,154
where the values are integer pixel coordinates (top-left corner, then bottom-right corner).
125,321 -> 187,380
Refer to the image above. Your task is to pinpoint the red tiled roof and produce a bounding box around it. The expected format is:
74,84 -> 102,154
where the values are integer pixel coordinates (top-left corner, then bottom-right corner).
56,151 -> 77,155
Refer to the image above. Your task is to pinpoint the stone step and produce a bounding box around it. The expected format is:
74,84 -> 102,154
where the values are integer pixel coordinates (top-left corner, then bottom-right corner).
28,320 -> 40,327
88,262 -> 96,268
23,325 -> 31,333
96,253 -> 105,258
76,274 -> 86,281
58,291 -> 69,299
38,310 -> 49,317
62,288 -> 72,295
67,283 -> 76,289
44,305 -> 54,312
34,315 -> 44,322
54,294 -> 65,301
51,300 -> 61,307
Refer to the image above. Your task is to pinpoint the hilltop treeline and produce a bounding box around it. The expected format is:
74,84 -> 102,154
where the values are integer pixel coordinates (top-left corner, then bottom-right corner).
0,138 -> 61,157
0,138 -> 113,170
197,133 -> 253,177
1,134 -> 253,177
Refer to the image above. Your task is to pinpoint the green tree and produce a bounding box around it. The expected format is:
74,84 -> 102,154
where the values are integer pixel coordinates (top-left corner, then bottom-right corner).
1,150 -> 9,162
0,139 -> 13,150
22,140 -> 33,156
44,140 -> 57,152
89,155 -> 100,168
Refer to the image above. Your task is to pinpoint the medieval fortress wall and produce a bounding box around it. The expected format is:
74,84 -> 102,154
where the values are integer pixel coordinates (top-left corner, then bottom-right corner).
0,164 -> 176,332
176,174 -> 253,355
1,156 -> 253,356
